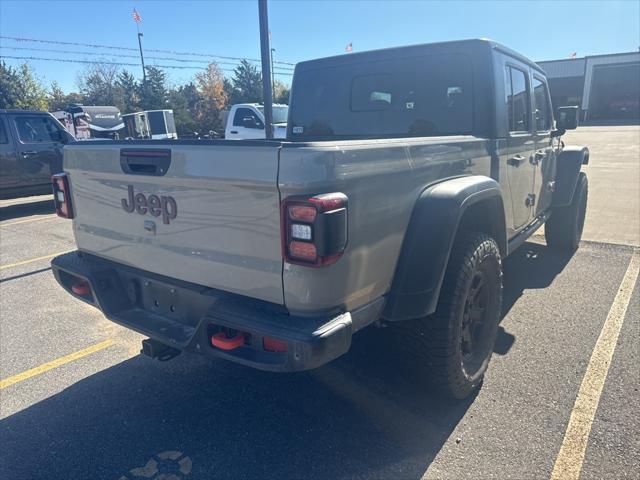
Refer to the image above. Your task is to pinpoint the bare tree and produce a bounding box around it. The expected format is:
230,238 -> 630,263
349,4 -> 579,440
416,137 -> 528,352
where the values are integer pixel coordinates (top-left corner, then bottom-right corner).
76,62 -> 121,106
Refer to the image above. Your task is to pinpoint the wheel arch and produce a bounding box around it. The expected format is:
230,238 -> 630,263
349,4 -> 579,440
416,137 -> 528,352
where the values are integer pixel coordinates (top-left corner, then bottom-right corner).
553,146 -> 589,207
383,175 -> 507,322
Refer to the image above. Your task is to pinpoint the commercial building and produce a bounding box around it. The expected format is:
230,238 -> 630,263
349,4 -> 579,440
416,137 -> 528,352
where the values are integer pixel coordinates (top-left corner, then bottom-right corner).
537,51 -> 640,121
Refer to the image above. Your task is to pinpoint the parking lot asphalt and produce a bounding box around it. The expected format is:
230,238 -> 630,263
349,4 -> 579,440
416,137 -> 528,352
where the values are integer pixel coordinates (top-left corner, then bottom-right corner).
1,125 -> 639,480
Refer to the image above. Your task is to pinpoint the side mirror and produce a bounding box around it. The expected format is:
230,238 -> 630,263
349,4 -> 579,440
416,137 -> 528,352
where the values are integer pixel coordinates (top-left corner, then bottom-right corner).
556,106 -> 579,131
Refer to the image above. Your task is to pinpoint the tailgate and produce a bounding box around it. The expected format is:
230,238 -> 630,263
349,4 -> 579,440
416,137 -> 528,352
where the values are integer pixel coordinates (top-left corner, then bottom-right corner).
64,142 -> 284,305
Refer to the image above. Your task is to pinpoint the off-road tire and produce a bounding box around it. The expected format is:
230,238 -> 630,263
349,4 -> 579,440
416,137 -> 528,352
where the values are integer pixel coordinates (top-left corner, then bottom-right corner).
545,172 -> 588,251
392,233 -> 503,399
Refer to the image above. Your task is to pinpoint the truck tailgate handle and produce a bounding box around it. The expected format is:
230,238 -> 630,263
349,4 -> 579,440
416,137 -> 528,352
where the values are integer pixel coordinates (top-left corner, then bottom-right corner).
120,149 -> 171,176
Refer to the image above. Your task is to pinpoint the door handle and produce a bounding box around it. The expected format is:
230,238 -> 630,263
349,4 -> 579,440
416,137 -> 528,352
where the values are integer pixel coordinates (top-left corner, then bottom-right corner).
230,130 -> 238,134
21,151 -> 38,157
507,155 -> 525,166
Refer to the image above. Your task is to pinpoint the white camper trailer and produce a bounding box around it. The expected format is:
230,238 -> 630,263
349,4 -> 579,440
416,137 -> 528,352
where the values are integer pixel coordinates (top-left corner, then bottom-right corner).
122,110 -> 178,140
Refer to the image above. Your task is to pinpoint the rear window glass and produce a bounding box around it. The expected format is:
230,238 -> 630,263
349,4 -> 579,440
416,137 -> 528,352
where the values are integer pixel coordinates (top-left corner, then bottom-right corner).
289,53 -> 473,140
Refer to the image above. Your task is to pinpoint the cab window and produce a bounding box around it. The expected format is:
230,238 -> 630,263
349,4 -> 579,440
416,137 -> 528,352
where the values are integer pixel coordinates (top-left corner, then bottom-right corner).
533,77 -> 551,131
15,115 -> 62,143
233,108 -> 264,129
505,67 -> 530,133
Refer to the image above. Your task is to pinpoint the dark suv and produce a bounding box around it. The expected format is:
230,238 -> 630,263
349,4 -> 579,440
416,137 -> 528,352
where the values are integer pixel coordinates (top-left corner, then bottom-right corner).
0,109 -> 74,199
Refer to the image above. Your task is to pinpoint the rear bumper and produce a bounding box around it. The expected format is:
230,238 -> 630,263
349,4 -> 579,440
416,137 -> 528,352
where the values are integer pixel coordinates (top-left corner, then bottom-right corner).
51,251 -> 380,372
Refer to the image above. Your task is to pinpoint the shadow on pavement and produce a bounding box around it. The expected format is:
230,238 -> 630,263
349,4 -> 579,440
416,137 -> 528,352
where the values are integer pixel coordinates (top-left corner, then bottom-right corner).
0,330 -> 476,480
0,242 -> 575,480
0,198 -> 54,221
492,240 -> 575,356
502,241 -> 574,318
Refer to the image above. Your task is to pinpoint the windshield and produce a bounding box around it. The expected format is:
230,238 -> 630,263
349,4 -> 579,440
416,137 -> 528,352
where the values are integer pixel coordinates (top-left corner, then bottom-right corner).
257,106 -> 289,124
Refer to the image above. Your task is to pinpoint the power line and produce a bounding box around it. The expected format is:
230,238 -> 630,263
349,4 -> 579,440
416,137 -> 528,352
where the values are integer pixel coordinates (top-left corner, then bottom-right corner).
0,35 -> 297,67
0,45 -> 294,71
0,54 -> 294,76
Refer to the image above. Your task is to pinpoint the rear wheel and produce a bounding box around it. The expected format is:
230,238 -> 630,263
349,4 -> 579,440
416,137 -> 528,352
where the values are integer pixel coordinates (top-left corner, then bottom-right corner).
546,172 -> 588,251
392,233 -> 503,399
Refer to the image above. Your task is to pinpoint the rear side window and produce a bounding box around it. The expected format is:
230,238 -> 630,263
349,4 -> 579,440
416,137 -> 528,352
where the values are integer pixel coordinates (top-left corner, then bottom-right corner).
0,120 -> 8,144
533,77 -> 551,131
15,115 -> 61,143
289,53 -> 474,139
505,67 -> 530,133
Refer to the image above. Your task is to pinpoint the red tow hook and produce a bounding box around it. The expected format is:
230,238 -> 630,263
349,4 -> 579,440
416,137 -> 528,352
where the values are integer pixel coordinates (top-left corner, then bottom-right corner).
211,331 -> 246,351
71,281 -> 91,296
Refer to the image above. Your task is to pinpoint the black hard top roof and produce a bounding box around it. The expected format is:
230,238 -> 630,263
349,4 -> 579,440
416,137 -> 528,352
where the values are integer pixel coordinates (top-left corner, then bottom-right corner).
296,38 -> 544,74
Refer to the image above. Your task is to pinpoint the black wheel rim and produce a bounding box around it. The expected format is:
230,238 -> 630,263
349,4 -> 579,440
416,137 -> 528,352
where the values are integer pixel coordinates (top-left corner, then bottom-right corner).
460,269 -> 492,376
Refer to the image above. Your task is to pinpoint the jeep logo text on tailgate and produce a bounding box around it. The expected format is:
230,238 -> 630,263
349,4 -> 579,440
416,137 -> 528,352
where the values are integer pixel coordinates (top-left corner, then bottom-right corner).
122,185 -> 177,224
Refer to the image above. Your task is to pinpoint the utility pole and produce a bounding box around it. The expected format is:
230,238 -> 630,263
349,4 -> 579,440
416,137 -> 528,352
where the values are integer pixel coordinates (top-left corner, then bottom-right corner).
258,0 -> 273,139
270,48 -> 276,101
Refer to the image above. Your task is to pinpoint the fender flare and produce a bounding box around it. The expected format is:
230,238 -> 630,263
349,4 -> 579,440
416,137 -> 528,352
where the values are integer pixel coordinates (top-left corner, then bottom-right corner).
553,146 -> 589,207
383,175 -> 506,322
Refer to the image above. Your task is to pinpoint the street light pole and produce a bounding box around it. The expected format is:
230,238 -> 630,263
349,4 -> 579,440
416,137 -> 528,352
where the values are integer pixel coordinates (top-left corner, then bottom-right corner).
258,0 -> 273,139
136,22 -> 146,83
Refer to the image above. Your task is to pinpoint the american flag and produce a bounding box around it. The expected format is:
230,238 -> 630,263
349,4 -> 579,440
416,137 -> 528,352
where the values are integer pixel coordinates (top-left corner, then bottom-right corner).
345,42 -> 353,53
132,9 -> 142,23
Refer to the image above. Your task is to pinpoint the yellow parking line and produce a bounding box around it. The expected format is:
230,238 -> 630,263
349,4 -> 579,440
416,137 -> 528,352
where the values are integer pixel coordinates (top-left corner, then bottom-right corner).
0,250 -> 73,270
0,215 -> 57,227
0,339 -> 115,389
551,249 -> 640,480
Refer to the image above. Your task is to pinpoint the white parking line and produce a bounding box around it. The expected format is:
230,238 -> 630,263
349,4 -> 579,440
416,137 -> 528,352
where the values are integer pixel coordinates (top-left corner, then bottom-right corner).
550,249 -> 640,480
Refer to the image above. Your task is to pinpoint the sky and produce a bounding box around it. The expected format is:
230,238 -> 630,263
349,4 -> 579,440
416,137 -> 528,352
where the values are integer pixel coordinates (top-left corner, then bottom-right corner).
1,0 -> 639,93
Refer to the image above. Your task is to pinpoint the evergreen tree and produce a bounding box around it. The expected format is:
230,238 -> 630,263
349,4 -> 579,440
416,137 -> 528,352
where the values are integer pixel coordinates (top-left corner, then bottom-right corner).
229,59 -> 263,104
115,70 -> 140,114
168,83 -> 199,135
0,61 -> 48,110
0,61 -> 22,109
139,66 -> 168,110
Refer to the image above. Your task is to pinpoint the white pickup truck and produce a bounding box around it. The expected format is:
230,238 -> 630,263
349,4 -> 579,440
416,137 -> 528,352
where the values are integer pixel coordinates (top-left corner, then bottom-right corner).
224,103 -> 288,139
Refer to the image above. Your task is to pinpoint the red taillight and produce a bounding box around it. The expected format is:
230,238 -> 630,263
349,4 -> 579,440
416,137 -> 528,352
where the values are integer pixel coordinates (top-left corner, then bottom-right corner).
282,193 -> 348,267
289,205 -> 317,222
289,240 -> 317,261
52,173 -> 74,219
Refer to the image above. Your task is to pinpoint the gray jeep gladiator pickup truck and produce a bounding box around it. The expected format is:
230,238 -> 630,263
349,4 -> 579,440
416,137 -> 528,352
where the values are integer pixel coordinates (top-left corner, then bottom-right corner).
51,39 -> 588,399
